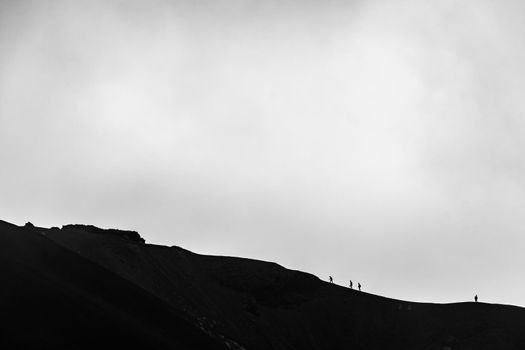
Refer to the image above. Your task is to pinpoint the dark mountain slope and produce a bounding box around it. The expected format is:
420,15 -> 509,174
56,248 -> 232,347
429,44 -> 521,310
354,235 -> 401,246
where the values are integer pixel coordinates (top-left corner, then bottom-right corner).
0,220 -> 228,350
2,219 -> 525,349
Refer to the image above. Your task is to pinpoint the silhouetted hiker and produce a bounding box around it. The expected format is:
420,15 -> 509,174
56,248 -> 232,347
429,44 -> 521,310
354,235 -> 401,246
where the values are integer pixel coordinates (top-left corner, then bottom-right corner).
329,276 -> 333,283
475,295 -> 478,303
349,280 -> 353,289
358,283 -> 361,291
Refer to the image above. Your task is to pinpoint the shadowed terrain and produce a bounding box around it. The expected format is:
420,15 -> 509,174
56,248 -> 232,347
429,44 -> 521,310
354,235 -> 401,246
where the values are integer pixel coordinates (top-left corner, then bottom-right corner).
1,219 -> 524,349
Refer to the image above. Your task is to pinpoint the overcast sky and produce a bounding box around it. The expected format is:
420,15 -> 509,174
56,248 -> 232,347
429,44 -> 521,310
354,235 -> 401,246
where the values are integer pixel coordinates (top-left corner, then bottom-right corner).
2,0 -> 525,306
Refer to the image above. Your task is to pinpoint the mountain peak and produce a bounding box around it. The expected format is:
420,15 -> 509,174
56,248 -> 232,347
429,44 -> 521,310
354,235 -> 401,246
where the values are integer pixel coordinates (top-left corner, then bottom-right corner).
1,218 -> 525,349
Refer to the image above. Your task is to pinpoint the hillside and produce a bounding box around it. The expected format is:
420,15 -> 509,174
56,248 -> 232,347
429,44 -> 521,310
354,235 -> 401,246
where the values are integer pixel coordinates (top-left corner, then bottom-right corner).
1,219 -> 525,349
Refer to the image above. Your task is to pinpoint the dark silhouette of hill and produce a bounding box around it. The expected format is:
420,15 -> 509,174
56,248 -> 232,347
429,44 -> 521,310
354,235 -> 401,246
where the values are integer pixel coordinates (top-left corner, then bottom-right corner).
1,219 -> 525,349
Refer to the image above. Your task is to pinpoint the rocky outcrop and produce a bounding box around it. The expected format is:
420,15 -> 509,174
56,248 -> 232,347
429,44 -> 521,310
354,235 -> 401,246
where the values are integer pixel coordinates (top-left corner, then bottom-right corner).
61,224 -> 145,244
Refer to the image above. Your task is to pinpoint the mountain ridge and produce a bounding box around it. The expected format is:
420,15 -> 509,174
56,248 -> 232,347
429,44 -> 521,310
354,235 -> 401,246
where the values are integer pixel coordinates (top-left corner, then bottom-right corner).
1,219 -> 524,349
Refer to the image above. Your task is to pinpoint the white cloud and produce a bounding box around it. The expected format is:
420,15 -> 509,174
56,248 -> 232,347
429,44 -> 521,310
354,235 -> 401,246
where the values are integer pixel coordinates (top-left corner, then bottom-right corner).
1,0 -> 525,306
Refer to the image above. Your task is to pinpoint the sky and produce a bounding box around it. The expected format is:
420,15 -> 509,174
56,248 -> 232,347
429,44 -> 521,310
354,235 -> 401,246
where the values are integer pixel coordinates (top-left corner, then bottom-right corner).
1,0 -> 525,306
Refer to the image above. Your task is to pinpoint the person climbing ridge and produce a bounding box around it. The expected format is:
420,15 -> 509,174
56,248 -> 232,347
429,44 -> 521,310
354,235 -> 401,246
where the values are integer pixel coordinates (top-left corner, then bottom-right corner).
349,280 -> 353,289
329,276 -> 333,283
475,294 -> 478,303
358,283 -> 361,291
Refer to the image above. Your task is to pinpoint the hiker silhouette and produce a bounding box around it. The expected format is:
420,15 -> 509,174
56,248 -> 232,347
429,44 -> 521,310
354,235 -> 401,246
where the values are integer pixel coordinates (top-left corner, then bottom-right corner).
358,283 -> 361,291
329,276 -> 333,283
349,280 -> 353,289
475,295 -> 478,302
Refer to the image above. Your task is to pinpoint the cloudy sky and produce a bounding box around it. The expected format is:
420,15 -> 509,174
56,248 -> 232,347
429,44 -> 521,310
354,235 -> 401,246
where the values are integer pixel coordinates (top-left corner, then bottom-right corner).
2,0 -> 525,306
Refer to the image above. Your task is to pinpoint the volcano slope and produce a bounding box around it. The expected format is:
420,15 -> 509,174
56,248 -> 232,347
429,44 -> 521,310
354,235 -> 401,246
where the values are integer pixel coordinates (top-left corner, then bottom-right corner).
1,220 -> 525,349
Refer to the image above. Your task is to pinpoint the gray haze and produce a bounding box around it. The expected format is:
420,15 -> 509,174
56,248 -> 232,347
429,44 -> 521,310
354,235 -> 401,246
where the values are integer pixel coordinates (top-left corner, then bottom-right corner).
2,0 -> 525,306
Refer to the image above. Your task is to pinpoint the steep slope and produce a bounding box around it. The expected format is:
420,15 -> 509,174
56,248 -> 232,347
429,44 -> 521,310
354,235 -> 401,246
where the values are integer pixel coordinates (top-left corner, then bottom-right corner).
0,220 -> 228,350
2,220 -> 525,349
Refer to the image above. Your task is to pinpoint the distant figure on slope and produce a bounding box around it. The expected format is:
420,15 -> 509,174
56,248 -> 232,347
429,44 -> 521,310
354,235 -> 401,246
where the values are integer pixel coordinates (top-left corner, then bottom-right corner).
349,280 -> 353,289
329,276 -> 333,283
358,283 -> 361,291
475,295 -> 478,303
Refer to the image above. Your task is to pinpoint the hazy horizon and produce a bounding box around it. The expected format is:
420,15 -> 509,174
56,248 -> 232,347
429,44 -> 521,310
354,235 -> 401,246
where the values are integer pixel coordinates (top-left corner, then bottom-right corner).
2,0 -> 525,307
